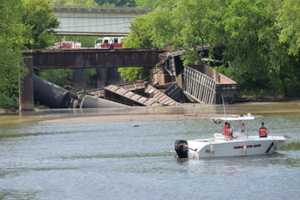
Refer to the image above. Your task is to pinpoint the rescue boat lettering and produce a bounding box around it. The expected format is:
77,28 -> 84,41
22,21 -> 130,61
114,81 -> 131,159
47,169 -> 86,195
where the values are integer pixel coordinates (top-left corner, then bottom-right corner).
234,144 -> 261,149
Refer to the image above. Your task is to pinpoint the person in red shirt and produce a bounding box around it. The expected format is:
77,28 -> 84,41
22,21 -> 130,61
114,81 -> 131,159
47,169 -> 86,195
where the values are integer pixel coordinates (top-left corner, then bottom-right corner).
223,122 -> 228,136
224,122 -> 233,139
259,122 -> 268,137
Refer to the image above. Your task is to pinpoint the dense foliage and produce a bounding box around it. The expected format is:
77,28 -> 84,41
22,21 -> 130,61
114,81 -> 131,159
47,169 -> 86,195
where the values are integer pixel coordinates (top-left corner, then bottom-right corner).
23,0 -> 59,49
125,0 -> 300,97
277,0 -> 300,56
0,0 -> 25,108
135,0 -> 158,8
0,0 -> 59,108
118,67 -> 144,82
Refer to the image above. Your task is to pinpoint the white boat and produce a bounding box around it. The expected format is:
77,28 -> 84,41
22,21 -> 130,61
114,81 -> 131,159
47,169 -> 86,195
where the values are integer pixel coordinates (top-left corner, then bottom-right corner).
175,114 -> 286,159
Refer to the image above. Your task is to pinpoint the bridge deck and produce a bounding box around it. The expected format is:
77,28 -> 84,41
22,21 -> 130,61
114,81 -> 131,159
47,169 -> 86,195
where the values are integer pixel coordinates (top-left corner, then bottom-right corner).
23,48 -> 165,69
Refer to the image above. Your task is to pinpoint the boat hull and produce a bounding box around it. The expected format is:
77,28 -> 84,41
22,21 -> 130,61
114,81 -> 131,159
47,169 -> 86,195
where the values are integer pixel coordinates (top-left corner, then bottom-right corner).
176,136 -> 286,159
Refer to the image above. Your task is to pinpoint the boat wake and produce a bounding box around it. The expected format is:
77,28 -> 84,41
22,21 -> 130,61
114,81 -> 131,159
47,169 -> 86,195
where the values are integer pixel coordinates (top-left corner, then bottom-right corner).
60,151 -> 173,160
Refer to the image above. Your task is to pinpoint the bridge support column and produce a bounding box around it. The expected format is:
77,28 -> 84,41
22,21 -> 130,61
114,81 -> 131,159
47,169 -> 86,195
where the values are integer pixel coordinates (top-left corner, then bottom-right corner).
96,67 -> 108,88
19,56 -> 34,112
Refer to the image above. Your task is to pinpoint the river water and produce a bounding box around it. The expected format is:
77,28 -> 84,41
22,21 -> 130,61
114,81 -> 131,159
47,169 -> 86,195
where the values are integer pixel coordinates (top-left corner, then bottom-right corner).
0,103 -> 300,200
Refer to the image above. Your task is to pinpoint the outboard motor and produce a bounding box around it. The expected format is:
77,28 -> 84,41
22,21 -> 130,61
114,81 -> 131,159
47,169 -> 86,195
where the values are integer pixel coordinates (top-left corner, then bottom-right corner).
175,140 -> 188,159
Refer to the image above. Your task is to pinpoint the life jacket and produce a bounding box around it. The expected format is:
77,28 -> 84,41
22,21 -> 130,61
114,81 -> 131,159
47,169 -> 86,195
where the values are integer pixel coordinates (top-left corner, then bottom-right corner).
259,127 -> 268,137
224,125 -> 231,137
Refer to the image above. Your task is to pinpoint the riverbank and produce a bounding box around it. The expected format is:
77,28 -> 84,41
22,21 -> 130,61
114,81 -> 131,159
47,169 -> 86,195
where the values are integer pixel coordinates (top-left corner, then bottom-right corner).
1,101 -> 300,126
237,95 -> 300,103
0,108 -> 17,115
2,99 -> 300,115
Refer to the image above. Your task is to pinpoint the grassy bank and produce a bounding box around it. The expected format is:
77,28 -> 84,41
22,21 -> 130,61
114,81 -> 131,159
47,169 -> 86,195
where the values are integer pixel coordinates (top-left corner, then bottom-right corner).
0,108 -> 17,115
0,115 -> 42,126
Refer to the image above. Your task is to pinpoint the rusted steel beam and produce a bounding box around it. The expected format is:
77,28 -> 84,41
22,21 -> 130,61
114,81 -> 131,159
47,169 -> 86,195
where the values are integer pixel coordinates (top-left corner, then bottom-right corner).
23,48 -> 165,69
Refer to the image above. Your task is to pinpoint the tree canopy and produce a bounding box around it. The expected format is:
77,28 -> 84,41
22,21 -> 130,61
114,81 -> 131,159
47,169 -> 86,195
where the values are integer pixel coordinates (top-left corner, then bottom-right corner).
0,0 -> 25,108
125,0 -> 300,97
0,0 -> 59,108
23,0 -> 59,49
135,0 -> 158,8
277,0 -> 300,56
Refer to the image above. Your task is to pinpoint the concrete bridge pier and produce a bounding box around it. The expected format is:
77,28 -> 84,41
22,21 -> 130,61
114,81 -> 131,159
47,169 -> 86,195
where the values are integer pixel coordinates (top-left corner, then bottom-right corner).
19,56 -> 34,112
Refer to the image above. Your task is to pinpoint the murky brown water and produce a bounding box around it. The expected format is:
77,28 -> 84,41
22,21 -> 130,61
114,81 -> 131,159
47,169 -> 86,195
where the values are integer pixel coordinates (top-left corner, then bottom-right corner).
0,102 -> 300,200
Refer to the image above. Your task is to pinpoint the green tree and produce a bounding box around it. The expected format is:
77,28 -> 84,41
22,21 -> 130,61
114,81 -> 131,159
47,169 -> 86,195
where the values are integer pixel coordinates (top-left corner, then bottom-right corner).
217,0 -> 300,96
23,0 -> 59,49
124,15 -> 154,48
172,0 -> 224,64
125,0 -> 300,97
0,0 -> 60,108
135,0 -> 158,8
0,0 -> 25,108
277,0 -> 300,56
218,0 -> 275,90
118,67 -> 144,82
126,0 -> 223,63
124,1 -> 177,49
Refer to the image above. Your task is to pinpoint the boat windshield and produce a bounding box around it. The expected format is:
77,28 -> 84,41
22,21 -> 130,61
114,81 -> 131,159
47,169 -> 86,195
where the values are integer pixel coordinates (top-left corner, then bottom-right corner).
211,113 -> 255,122
211,113 -> 254,136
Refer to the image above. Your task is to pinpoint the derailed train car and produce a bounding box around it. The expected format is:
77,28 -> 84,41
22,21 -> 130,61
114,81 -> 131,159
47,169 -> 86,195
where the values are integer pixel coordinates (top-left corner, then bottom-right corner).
33,75 -> 127,109
33,75 -> 74,108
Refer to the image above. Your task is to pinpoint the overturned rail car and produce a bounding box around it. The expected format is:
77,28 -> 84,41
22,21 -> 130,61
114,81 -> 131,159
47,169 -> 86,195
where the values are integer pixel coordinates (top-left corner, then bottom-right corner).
33,75 -> 74,108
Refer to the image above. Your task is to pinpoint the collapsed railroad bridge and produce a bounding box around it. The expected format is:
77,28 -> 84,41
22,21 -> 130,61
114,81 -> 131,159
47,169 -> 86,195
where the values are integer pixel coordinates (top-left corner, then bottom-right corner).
20,48 -> 239,111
